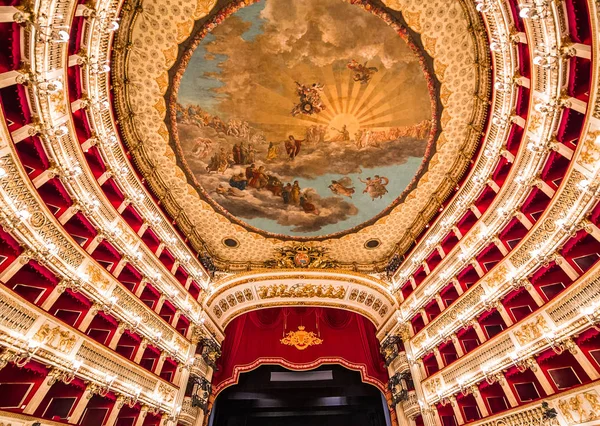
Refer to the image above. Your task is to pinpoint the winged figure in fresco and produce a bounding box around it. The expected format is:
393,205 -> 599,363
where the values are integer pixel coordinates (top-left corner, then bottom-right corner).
329,177 -> 355,198
291,81 -> 326,116
347,59 -> 379,85
360,175 -> 389,200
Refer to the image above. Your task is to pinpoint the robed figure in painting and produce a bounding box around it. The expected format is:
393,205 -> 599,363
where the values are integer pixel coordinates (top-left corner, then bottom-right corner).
285,135 -> 303,160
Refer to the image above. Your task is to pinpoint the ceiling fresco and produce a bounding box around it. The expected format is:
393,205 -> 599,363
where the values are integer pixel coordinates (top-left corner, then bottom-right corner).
171,0 -> 435,237
112,0 -> 490,269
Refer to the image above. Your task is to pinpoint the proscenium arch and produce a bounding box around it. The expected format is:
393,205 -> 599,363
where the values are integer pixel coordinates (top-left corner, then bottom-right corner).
212,359 -> 390,397
204,270 -> 398,332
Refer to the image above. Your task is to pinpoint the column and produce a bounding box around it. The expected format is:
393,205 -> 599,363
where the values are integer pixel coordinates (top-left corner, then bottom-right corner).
471,321 -> 487,344
529,358 -> 555,396
184,276 -> 193,290
154,295 -> 167,314
112,258 -> 128,278
470,205 -> 482,219
416,359 -> 427,381
471,387 -> 489,417
78,304 -> 100,332
68,385 -> 94,424
32,168 -> 56,188
133,339 -> 149,364
434,294 -> 445,312
86,235 -> 104,254
452,226 -> 463,240
171,311 -> 182,328
405,345 -> 434,426
450,335 -> 464,357
117,199 -> 130,214
409,276 -> 417,290
423,262 -> 431,275
471,260 -> 485,278
0,252 -> 30,282
58,205 -> 79,225
436,246 -> 446,259
23,369 -> 58,414
420,309 -> 429,325
156,243 -> 165,258
0,69 -> 25,88
108,323 -> 126,350
422,407 -> 442,426
452,279 -> 464,296
154,352 -> 167,376
97,171 -> 112,186
493,238 -> 508,256
80,137 -> 98,153
449,397 -> 465,425
172,362 -> 185,387
487,180 -> 500,193
535,179 -> 556,198
565,339 -> 600,380
496,303 -> 514,327
134,280 -> 147,297
515,212 -> 534,230
433,348 -> 444,370
585,221 -> 600,243
104,396 -> 124,426
137,222 -> 149,237
133,405 -> 149,426
555,255 -> 581,281
40,283 -> 66,311
171,261 -> 180,275
524,281 -> 545,307
496,374 -> 518,407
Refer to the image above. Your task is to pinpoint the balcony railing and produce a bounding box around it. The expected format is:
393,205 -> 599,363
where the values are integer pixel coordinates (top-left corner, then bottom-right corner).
401,390 -> 421,420
179,396 -> 199,426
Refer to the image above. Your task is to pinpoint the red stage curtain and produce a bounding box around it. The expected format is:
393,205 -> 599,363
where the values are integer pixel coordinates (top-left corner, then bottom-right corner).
212,307 -> 388,394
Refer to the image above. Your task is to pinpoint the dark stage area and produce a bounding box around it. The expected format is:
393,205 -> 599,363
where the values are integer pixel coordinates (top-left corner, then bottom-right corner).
209,365 -> 390,426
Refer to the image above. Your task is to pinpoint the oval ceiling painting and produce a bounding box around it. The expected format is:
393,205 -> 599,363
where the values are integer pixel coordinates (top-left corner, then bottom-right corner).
173,0 -> 436,237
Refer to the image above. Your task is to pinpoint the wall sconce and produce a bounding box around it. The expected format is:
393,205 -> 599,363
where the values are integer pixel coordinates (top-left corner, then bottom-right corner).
14,339 -> 41,367
480,293 -> 496,311
122,384 -> 142,407
509,352 -> 534,373
36,79 -> 63,94
475,0 -> 493,13
456,376 -> 472,396
97,373 -> 117,397
57,359 -> 83,385
102,295 -> 118,314
518,2 -> 550,20
437,391 -> 450,406
578,179 -> 600,198
582,302 -> 600,331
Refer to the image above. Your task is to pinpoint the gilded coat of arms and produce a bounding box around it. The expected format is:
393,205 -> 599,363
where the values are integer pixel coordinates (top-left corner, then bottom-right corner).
280,326 -> 323,350
265,244 -> 338,269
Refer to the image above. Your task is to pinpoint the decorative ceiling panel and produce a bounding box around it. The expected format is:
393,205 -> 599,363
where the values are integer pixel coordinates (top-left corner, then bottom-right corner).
112,0 -> 490,270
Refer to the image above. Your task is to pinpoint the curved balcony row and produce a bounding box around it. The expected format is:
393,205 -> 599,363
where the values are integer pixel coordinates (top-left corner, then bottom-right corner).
381,0 -> 595,342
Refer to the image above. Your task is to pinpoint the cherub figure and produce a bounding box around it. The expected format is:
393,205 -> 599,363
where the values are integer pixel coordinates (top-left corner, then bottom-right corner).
347,59 -> 379,84
291,81 -> 326,116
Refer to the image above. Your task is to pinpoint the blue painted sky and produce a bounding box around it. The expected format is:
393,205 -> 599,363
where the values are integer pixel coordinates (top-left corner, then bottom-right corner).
178,2 -> 267,112
244,158 -> 422,236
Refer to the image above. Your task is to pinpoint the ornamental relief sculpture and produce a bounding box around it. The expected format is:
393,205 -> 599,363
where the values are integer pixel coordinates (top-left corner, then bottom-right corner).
257,283 -> 346,300
513,315 -> 550,346
558,390 -> 600,425
33,322 -> 78,353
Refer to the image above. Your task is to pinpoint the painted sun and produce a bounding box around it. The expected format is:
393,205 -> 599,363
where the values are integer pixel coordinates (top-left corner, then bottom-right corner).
173,0 -> 435,237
